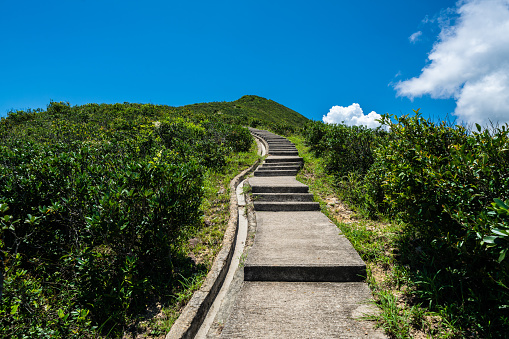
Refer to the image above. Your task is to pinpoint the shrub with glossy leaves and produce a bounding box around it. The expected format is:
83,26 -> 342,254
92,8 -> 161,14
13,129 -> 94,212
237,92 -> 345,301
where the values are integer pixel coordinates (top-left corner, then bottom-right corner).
0,102 -> 255,336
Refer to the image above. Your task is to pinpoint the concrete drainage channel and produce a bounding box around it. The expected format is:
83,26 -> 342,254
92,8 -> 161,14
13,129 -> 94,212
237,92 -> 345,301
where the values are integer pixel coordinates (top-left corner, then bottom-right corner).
167,129 -> 386,338
166,132 -> 267,339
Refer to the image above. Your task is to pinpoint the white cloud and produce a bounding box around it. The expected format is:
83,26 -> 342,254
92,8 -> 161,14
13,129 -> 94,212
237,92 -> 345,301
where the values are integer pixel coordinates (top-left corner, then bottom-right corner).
409,31 -> 422,43
322,103 -> 382,129
395,0 -> 509,125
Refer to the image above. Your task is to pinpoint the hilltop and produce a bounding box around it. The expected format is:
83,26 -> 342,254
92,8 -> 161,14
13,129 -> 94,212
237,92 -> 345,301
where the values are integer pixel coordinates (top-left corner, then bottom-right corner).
179,95 -> 309,129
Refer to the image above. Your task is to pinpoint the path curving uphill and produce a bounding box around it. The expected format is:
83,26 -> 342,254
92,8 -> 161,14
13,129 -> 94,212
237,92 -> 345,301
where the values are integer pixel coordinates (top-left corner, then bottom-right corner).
215,129 -> 386,338
168,129 -> 386,338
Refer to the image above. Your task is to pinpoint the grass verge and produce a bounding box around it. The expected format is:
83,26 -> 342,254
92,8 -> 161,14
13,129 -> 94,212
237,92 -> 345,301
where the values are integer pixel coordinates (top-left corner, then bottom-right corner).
123,143 -> 260,338
288,134 -> 458,339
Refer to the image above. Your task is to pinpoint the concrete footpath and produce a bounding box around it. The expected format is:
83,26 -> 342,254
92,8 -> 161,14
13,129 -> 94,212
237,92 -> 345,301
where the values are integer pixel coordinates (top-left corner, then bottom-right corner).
204,129 -> 385,338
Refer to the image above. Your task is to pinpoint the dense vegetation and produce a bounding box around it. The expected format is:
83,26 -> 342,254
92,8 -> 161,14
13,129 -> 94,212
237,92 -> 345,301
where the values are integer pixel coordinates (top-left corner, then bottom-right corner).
180,95 -> 307,135
0,97 -> 308,337
7,94 -> 509,337
302,112 -> 509,337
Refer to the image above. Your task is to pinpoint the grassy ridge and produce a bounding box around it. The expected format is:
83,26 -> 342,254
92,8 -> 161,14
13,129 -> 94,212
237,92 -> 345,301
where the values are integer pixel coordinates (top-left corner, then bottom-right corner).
179,95 -> 308,131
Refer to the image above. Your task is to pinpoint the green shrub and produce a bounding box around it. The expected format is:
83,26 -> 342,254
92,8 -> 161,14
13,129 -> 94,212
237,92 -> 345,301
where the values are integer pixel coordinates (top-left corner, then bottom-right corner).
0,139 -> 204,335
0,102 -> 255,336
304,121 -> 386,177
364,111 -> 509,335
303,111 -> 509,335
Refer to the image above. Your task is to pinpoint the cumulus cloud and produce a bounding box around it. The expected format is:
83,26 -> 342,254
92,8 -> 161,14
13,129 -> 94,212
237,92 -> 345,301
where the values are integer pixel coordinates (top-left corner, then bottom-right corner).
322,103 -> 382,129
409,31 -> 422,43
395,0 -> 509,125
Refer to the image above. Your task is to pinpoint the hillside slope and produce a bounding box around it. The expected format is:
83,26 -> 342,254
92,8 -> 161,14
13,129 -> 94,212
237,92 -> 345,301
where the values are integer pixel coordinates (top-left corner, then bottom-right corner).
0,95 -> 305,337
177,95 -> 309,129
1,95 -> 308,135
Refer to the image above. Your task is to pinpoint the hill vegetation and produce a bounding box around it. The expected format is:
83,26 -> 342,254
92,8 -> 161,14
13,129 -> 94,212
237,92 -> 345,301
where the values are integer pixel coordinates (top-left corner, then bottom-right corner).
299,113 -> 509,338
178,95 -> 308,134
0,96 -> 307,337
8,95 -> 509,338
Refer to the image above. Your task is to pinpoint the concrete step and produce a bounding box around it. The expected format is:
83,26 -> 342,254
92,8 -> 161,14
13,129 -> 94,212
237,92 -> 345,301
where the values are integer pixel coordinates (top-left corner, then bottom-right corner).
264,156 -> 303,163
267,142 -> 294,146
252,193 -> 315,202
260,162 -> 302,168
267,145 -> 295,149
258,165 -> 301,171
253,201 -> 320,211
253,170 -> 299,177
268,151 -> 299,156
266,149 -> 298,153
244,211 -> 366,282
219,281 -> 385,338
249,176 -> 309,193
268,147 -> 297,151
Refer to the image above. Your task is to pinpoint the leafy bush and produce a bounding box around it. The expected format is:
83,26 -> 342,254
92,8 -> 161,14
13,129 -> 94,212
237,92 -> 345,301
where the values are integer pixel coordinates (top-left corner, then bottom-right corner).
303,121 -> 387,211
304,121 -> 386,177
483,198 -> 509,263
303,111 -> 509,335
364,112 -> 509,335
0,102 -> 255,336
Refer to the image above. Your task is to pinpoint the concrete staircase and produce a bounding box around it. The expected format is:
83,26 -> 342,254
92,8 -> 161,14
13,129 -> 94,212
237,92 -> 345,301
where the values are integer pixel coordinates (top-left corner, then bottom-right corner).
250,129 -> 320,212
215,129 -> 386,338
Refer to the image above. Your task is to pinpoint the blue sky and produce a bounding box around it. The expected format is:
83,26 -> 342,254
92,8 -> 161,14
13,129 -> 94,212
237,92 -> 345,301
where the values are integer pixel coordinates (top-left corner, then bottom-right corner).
2,0 -> 508,126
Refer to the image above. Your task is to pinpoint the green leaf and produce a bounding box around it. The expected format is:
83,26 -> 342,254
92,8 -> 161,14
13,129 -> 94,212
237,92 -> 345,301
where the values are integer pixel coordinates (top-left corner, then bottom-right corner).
58,308 -> 65,318
493,198 -> 509,210
483,235 -> 497,244
498,248 -> 507,263
476,123 -> 482,132
10,304 -> 19,315
0,203 -> 9,214
492,228 -> 509,237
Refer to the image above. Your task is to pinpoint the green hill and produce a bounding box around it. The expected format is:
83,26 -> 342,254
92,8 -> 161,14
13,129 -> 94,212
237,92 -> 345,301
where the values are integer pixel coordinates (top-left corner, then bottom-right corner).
179,95 -> 309,129
1,95 -> 308,138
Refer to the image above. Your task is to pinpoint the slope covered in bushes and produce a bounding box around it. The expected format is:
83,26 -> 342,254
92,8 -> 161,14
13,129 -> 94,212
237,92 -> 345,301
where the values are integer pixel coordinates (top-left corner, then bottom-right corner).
303,113 -> 509,337
180,95 -> 308,133
0,99 -> 263,337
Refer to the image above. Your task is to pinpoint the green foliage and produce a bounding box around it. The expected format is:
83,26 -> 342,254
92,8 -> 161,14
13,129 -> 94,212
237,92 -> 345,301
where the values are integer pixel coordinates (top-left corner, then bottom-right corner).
483,198 -> 509,263
304,120 -> 386,176
0,100 -> 257,336
303,121 -> 387,212
368,112 -> 509,335
175,95 -> 308,132
302,111 -> 509,336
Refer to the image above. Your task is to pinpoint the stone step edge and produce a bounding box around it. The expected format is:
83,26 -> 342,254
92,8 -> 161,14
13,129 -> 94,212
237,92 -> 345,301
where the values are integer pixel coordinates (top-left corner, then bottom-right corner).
252,193 -> 315,202
254,171 -> 299,177
251,186 -> 309,193
244,265 -> 366,282
253,202 -> 321,211
264,157 -> 303,163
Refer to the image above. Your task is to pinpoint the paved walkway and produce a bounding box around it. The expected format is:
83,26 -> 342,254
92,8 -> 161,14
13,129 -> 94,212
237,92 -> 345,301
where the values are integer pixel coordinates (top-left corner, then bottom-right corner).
206,129 -> 385,338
